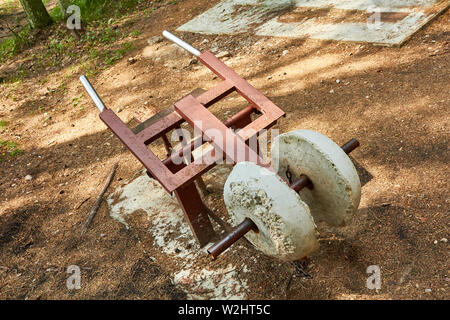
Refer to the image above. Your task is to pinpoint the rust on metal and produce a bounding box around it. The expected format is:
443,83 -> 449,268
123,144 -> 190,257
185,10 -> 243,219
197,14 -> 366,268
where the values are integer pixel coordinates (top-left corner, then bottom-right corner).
207,218 -> 258,259
174,95 -> 267,167
341,138 -> 360,154
290,174 -> 314,193
174,182 -> 216,247
96,48 -> 286,248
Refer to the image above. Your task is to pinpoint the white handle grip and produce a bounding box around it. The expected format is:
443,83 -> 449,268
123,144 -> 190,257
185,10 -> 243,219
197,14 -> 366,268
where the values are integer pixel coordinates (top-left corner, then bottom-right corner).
80,75 -> 106,113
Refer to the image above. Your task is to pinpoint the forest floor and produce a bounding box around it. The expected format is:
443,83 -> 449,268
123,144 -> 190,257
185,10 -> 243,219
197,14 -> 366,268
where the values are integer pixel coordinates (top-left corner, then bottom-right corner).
0,0 -> 448,299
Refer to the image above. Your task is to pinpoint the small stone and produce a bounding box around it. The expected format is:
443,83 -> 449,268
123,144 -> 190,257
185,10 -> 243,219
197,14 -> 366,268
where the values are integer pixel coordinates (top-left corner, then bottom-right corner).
147,36 -> 163,45
433,240 -> 438,244
25,175 -> 32,181
329,89 -> 334,94
267,76 -> 272,80
116,107 -> 123,113
216,51 -> 231,58
128,57 -> 137,65
424,288 -> 432,293
440,238 -> 447,243
336,79 -> 341,83
201,39 -> 210,44
282,50 -> 289,55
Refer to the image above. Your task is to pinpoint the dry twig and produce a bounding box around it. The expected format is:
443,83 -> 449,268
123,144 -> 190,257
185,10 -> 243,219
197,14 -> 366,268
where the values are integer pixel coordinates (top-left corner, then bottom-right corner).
81,163 -> 118,235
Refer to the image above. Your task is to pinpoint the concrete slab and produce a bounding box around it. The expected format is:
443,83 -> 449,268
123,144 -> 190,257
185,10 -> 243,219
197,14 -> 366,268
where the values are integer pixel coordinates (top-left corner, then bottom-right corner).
106,170 -> 248,300
177,0 -> 449,46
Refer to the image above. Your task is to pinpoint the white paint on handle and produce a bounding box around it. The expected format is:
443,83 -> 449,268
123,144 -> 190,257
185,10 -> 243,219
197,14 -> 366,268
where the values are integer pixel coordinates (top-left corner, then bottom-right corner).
80,75 -> 106,113
162,30 -> 201,56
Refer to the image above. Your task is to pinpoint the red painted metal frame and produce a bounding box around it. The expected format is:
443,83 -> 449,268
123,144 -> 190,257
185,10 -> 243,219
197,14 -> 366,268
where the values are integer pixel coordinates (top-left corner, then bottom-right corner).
98,51 -> 285,247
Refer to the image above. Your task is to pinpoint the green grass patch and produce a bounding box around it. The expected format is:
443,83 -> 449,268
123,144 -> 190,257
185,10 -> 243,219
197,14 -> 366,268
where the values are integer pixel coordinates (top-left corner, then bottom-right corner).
0,25 -> 31,63
0,120 -> 8,129
0,140 -> 23,161
68,0 -> 148,22
0,0 -> 20,15
104,42 -> 133,65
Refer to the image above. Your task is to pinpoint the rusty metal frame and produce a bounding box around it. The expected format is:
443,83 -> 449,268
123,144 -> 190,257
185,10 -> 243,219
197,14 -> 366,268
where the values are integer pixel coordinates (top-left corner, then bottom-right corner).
96,51 -> 285,247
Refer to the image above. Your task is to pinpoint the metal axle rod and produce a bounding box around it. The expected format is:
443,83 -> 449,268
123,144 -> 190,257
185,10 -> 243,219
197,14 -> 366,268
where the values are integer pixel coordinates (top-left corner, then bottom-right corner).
207,138 -> 360,259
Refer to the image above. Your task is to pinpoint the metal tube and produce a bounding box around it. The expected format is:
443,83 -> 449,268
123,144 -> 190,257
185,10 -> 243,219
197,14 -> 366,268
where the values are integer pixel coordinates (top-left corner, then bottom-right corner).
341,138 -> 360,154
163,136 -> 202,168
162,30 -> 201,57
290,174 -> 313,193
223,105 -> 254,127
207,218 -> 258,259
207,138 -> 360,259
162,106 -> 256,168
80,75 -> 106,113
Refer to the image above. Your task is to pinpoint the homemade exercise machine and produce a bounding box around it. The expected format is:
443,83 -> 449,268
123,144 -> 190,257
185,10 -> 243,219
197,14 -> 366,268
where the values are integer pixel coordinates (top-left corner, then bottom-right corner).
80,31 -> 361,262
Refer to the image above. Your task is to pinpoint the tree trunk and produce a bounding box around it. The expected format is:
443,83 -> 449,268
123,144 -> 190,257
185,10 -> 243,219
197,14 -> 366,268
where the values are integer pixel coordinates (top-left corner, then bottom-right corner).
19,0 -> 52,29
57,0 -> 71,19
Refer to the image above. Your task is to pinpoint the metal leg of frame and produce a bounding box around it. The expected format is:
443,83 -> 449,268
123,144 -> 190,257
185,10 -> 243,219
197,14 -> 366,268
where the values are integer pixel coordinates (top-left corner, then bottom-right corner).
174,182 -> 215,247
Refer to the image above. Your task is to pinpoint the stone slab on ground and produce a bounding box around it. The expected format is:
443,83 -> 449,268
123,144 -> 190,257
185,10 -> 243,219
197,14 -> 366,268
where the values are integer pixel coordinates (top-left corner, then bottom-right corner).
177,0 -> 449,46
106,170 -> 249,300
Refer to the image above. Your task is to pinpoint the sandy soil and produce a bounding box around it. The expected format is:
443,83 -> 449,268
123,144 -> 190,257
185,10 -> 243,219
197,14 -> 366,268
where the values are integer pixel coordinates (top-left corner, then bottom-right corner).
0,0 -> 448,299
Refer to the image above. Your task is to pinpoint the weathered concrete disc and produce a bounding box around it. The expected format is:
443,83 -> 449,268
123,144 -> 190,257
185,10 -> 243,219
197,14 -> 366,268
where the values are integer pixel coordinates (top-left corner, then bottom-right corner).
271,130 -> 361,226
223,162 -> 319,261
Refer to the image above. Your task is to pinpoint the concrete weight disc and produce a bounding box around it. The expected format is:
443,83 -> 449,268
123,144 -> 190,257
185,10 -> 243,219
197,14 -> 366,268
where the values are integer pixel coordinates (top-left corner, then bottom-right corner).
271,130 -> 361,226
223,162 -> 319,261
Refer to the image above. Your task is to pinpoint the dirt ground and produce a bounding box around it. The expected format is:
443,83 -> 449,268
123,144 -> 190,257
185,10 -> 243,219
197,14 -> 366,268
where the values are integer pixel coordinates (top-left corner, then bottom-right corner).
0,0 -> 449,300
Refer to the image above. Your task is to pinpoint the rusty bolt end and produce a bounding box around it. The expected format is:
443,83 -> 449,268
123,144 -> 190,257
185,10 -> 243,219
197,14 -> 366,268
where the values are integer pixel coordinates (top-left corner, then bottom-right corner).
341,138 -> 360,154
